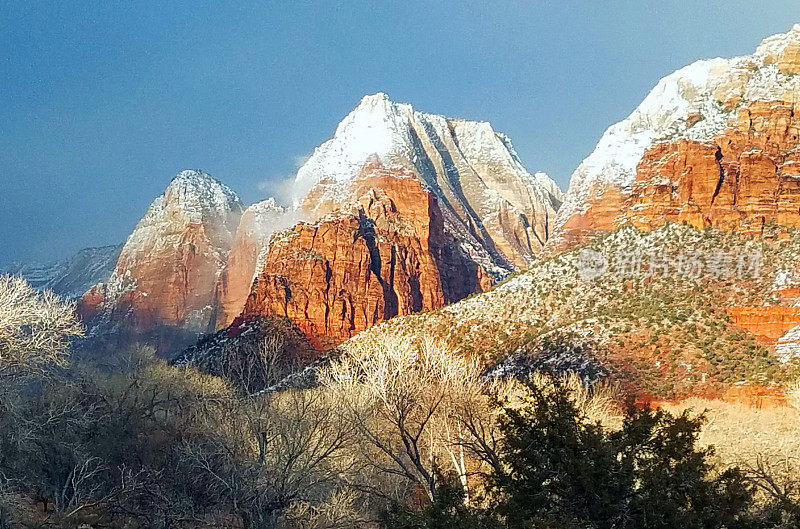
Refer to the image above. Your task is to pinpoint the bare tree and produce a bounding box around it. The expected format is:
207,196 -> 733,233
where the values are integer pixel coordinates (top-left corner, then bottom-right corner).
221,334 -> 292,395
321,336 -> 485,502
178,385 -> 356,528
0,275 -> 83,373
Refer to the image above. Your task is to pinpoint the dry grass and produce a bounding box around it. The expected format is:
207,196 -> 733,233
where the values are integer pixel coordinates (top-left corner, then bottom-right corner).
663,398 -> 800,503
662,398 -> 800,464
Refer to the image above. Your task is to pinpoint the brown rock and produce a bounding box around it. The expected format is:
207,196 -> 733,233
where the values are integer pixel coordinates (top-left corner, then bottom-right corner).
777,42 -> 800,75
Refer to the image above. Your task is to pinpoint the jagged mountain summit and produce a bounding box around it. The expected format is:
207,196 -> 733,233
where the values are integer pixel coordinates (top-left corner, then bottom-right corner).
295,92 -> 563,269
2,244 -> 121,299
79,170 -> 246,347
551,24 -> 800,250
77,97 -> 560,353
237,94 -> 562,347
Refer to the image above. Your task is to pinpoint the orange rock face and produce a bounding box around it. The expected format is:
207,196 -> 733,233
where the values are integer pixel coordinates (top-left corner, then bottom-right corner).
214,199 -> 289,330
242,163 -> 493,348
114,223 -> 235,330
79,171 -> 245,336
557,100 -> 800,248
722,384 -> 787,408
76,284 -> 106,323
768,41 -> 800,75
630,101 -> 800,234
556,186 -> 627,251
726,306 -> 800,343
635,385 -> 787,409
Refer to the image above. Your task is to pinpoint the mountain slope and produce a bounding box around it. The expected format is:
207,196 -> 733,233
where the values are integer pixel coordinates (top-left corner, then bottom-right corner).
344,223 -> 800,399
242,159 -> 494,348
214,198 -> 292,329
295,92 -> 563,270
337,25 -> 800,400
75,97 -> 559,353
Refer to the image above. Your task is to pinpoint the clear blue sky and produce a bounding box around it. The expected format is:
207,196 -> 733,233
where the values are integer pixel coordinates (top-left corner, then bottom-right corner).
2,1 -> 800,265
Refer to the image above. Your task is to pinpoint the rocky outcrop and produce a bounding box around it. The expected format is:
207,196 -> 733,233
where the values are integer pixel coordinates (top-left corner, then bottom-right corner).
242,161 -> 493,348
214,198 -> 291,329
545,25 -> 800,357
552,24 -> 800,250
722,384 -> 787,408
625,102 -> 800,235
726,306 -> 800,343
79,170 -> 245,344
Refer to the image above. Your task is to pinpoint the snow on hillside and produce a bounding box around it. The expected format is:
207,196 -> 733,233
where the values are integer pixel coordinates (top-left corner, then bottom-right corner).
292,92 -> 562,214
290,92 -> 563,269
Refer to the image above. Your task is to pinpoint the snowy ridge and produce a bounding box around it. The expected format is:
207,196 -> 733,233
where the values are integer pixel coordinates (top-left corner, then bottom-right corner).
2,244 -> 122,299
293,92 -> 561,212
150,170 -> 242,227
119,170 -> 245,263
293,93 -> 417,205
553,23 -> 800,235
777,324 -> 800,361
88,169 -> 247,332
241,197 -> 289,238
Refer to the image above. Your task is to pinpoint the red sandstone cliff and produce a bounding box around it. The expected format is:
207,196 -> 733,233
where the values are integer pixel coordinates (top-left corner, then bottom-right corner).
214,198 -> 291,330
552,26 -> 800,251
79,170 -> 244,340
241,161 -> 493,348
556,99 -> 800,248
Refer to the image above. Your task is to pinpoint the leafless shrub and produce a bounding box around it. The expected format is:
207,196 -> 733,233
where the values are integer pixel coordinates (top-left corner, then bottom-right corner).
280,488 -> 370,529
175,383 -> 356,528
220,333 -> 291,394
0,275 -> 83,372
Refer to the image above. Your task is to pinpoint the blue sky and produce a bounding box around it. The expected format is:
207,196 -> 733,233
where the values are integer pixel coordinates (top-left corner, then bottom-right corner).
2,1 -> 800,265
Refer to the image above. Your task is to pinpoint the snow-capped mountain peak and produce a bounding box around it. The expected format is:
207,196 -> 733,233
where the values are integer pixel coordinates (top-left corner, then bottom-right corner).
291,92 -> 563,267
160,169 -> 244,223
293,93 -> 416,202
